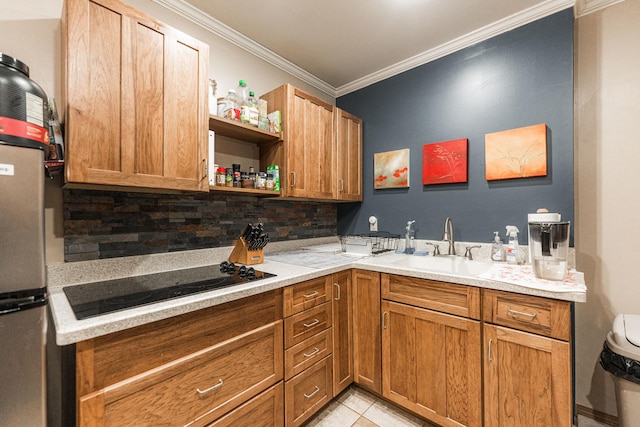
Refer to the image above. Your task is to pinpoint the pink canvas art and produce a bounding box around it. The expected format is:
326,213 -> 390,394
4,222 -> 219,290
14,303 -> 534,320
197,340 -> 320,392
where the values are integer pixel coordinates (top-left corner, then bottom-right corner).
485,123 -> 547,180
422,138 -> 468,185
374,149 -> 410,189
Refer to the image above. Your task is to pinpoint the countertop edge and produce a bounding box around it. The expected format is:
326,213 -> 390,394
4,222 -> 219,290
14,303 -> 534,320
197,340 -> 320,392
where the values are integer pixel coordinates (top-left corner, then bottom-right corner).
48,245 -> 586,346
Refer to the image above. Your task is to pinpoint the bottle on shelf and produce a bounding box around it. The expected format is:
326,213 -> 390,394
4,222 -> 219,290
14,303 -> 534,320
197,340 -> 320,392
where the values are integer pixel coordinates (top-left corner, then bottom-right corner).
217,89 -> 240,121
247,91 -> 259,127
208,79 -> 217,116
237,80 -> 251,125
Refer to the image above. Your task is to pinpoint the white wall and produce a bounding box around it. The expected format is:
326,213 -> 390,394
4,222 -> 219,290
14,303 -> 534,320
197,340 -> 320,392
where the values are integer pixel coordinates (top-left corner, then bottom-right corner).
575,0 -> 640,417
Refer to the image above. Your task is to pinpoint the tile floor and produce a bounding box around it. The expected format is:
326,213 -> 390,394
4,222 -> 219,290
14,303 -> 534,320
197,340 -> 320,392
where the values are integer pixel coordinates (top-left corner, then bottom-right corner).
304,386 -> 610,427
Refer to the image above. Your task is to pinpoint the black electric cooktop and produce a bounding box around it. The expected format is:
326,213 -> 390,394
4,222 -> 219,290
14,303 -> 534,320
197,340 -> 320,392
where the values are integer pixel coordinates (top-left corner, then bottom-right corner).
63,262 -> 276,320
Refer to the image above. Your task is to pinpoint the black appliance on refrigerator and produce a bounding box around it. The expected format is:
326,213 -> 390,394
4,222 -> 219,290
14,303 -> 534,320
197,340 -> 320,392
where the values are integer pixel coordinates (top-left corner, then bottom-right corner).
0,53 -> 50,427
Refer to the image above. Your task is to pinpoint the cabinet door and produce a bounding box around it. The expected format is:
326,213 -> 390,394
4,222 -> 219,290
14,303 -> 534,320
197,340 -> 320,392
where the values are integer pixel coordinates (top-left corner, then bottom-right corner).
484,324 -> 572,427
382,300 -> 482,427
286,87 -> 335,199
332,270 -> 353,396
352,269 -> 381,393
335,108 -> 362,201
64,0 -> 209,192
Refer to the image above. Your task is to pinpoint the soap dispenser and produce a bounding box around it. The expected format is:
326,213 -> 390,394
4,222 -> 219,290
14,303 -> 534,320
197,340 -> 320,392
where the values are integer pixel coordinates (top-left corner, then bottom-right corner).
505,225 -> 520,264
491,231 -> 505,262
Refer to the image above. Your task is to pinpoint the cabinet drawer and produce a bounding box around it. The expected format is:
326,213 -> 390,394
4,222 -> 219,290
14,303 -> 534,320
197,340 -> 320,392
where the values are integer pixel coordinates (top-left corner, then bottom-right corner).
206,382 -> 284,427
482,289 -> 571,341
285,356 -> 333,427
78,322 -> 283,427
283,276 -> 333,316
285,328 -> 333,380
284,302 -> 332,348
77,289 -> 282,394
382,274 -> 481,319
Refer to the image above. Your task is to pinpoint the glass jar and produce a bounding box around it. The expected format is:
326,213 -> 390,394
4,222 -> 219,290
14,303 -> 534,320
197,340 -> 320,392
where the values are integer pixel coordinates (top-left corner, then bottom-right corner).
255,172 -> 266,190
216,167 -> 226,186
225,168 -> 234,187
266,173 -> 274,190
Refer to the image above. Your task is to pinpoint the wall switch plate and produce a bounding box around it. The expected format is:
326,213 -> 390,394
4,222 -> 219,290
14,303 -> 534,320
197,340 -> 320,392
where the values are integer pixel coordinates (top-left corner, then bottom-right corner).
369,216 -> 378,232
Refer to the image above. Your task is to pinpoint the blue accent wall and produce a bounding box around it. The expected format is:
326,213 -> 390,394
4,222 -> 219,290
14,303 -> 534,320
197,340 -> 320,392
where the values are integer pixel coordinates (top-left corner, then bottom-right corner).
337,9 -> 574,244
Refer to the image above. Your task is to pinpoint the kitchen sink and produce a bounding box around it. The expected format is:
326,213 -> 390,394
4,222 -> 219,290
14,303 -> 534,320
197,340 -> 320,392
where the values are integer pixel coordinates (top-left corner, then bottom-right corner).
374,253 -> 493,277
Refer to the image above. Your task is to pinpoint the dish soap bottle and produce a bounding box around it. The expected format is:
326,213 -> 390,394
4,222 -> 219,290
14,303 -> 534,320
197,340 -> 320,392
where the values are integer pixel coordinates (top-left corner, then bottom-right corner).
491,231 -> 505,262
505,225 -> 520,264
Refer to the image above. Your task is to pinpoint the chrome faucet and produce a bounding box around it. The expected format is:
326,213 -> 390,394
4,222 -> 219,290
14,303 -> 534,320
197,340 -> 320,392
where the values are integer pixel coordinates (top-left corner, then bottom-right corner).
442,217 -> 456,255
405,220 -> 416,254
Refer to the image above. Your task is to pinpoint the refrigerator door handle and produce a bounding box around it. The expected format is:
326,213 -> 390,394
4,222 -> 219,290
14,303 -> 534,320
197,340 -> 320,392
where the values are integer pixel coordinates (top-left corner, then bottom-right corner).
0,295 -> 46,316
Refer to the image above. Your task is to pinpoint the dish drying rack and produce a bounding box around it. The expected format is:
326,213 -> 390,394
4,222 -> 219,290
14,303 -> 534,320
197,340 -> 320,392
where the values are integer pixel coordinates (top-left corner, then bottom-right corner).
340,232 -> 400,256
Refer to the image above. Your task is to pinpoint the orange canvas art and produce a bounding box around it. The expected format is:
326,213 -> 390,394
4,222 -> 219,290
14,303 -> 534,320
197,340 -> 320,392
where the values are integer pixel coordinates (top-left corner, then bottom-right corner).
485,123 -> 547,181
374,149 -> 410,189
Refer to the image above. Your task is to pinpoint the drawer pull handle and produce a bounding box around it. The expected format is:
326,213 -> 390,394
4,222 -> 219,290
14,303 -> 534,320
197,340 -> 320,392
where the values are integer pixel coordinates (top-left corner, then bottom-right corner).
196,379 -> 223,395
334,283 -> 341,301
304,385 -> 320,399
507,307 -> 537,320
303,347 -> 320,358
303,319 -> 320,328
304,291 -> 320,298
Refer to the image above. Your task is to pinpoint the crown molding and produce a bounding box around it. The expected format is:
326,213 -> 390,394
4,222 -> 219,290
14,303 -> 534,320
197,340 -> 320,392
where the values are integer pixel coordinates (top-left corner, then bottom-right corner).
336,0 -> 575,96
153,0 -> 575,99
575,0 -> 625,17
151,0 -> 336,97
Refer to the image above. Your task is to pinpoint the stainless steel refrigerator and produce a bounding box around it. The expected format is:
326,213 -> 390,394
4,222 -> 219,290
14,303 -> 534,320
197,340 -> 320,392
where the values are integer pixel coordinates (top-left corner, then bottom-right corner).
0,141 -> 47,426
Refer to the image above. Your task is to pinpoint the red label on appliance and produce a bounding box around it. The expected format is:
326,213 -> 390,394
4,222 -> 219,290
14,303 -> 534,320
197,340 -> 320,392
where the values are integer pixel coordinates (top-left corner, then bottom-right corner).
0,116 -> 50,145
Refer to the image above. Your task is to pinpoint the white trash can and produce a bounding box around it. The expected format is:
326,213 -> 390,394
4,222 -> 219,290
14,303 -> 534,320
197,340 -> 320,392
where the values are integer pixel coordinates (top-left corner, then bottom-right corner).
600,314 -> 640,427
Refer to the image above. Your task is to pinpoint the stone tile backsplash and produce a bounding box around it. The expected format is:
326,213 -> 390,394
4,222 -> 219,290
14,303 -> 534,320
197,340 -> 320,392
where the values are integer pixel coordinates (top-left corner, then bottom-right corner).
63,189 -> 337,262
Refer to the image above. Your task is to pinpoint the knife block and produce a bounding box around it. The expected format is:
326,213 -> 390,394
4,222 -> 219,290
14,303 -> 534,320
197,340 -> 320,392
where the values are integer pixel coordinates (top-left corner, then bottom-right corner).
228,237 -> 264,265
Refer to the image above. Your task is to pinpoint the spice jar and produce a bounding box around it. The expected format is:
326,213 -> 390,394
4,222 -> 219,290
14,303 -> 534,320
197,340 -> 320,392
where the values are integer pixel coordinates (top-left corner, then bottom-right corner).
225,168 -> 233,187
241,172 -> 254,188
232,164 -> 241,188
216,167 -> 226,186
266,173 -> 274,190
255,172 -> 266,190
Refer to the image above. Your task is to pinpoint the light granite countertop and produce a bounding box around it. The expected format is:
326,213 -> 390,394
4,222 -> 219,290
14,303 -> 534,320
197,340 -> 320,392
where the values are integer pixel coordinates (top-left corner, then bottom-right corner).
47,236 -> 586,346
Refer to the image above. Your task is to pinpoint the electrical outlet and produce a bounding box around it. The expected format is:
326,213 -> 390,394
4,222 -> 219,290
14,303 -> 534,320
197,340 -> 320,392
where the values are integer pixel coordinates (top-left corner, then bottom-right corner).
369,216 -> 378,232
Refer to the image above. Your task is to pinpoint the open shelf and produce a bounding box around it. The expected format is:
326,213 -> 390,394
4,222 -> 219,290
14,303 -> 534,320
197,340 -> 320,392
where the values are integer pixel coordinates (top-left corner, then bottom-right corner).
209,185 -> 281,198
209,115 -> 282,144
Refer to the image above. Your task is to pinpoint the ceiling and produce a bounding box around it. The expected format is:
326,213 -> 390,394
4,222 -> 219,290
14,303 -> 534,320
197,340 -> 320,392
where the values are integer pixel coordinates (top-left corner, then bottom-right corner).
156,0 -> 584,96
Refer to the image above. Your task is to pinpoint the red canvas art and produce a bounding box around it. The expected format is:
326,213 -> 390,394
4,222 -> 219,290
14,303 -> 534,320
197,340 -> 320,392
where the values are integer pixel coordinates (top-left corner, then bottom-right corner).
422,138 -> 468,185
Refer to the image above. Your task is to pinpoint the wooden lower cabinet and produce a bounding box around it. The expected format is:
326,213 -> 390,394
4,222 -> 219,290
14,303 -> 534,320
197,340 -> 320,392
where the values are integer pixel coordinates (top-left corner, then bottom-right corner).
75,290 -> 284,426
285,355 -> 333,427
78,322 -> 283,426
352,269 -> 382,393
283,277 -> 335,426
72,270 -> 576,427
207,382 -> 284,427
382,300 -> 482,427
482,289 -> 573,426
332,270 -> 353,396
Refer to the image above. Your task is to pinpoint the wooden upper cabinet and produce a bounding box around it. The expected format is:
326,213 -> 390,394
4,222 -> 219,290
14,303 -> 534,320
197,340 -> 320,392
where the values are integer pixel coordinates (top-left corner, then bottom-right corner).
261,84 -> 337,200
335,108 -> 362,201
63,0 -> 209,192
